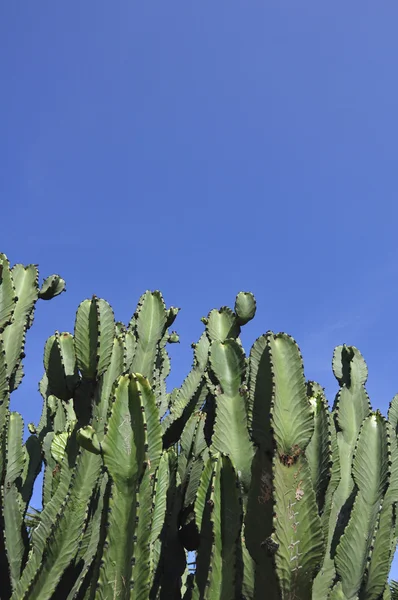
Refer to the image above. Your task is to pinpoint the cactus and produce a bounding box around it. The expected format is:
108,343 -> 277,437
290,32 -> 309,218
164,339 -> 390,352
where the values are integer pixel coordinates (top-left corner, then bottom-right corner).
190,454 -> 243,600
1,253 -> 398,599
0,254 -> 65,598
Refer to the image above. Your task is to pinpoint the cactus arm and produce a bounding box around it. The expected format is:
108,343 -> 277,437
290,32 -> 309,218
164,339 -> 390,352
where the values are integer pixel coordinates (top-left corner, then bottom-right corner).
177,412 -> 209,551
183,454 -> 207,511
273,456 -> 324,599
124,329 -> 137,371
332,344 -> 368,390
162,332 -> 210,447
41,432 -> 57,506
11,431 -> 80,599
94,481 -> 139,600
2,264 -> 38,395
149,451 -> 170,547
244,336 -> 278,598
38,275 -> 66,300
52,396 -> 70,434
244,448 -> 279,599
360,501 -> 395,600
334,413 -> 390,599
0,253 -> 17,331
0,334 -> 10,593
0,334 -> 8,406
20,433 -> 42,509
388,395 -> 398,543
151,450 -> 185,599
215,455 -> 243,600
3,486 -> 25,592
388,416 -> 398,503
129,291 -> 167,382
35,374 -> 56,441
193,455 -> 221,600
193,332 -> 211,369
320,411 -> 341,533
74,297 -> 115,380
193,454 -> 242,600
25,448 -> 103,599
100,374 -> 148,482
3,412 -> 28,589
209,339 -> 254,493
268,333 -> 314,455
92,374 -> 161,599
0,343 -> 9,484
267,334 -> 324,599
140,377 -> 163,474
389,394 -> 398,435
247,335 -> 273,453
152,343 -> 170,416
206,293 -> 256,343
359,422 -> 398,600
151,450 -> 187,600
76,477 -> 111,600
5,414 -> 26,486
165,306 -> 179,328
162,379 -> 208,448
51,431 -> 69,464
193,455 -> 214,539
66,475 -> 108,600
53,332 -> 79,396
42,425 -> 71,507
93,334 -> 126,440
131,472 -> 153,598
332,346 -> 371,460
179,411 -> 207,480
306,383 -> 332,515
205,307 -> 240,342
146,426 -> 176,584
315,346 -> 371,597
131,392 -> 167,598
312,414 -> 341,599
44,332 -> 80,401
234,292 -> 256,326
9,362 -> 24,392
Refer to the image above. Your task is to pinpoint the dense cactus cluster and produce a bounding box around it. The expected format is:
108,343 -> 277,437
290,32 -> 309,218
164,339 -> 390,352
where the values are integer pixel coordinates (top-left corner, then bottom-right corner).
1,252 -> 398,599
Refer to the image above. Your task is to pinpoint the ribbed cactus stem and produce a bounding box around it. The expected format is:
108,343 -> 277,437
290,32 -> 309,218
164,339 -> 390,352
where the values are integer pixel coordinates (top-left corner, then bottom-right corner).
209,339 -> 254,494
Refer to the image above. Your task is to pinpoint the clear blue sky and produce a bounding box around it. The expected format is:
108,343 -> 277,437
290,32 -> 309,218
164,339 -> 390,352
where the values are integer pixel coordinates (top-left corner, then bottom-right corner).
2,0 -> 398,579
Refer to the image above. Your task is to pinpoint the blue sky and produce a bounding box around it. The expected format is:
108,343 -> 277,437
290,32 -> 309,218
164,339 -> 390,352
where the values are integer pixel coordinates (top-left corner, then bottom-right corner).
2,0 -> 398,580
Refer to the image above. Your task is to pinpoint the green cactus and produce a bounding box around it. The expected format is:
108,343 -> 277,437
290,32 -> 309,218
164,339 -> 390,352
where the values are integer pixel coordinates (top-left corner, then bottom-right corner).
78,374 -> 160,599
0,281 -> 185,600
1,254 -> 398,600
334,412 -> 390,598
190,454 -> 243,600
0,254 -> 65,598
209,338 -> 254,494
244,334 -> 324,599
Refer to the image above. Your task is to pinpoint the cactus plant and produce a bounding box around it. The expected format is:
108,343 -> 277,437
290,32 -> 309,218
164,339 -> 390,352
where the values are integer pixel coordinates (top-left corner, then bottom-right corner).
1,252 -> 398,599
0,253 -> 65,598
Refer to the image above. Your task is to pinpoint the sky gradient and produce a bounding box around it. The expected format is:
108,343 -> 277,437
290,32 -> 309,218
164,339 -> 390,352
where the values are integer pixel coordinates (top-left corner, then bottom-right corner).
2,0 -> 398,580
